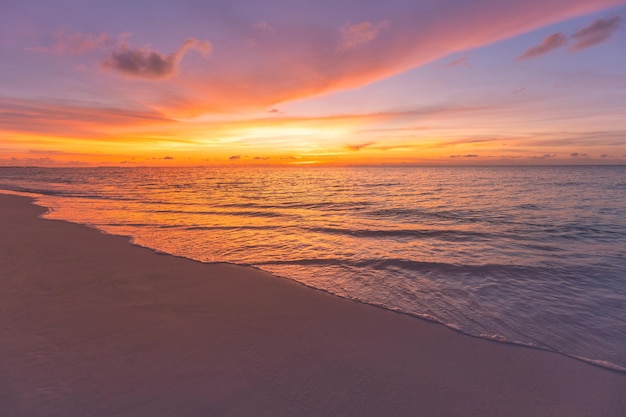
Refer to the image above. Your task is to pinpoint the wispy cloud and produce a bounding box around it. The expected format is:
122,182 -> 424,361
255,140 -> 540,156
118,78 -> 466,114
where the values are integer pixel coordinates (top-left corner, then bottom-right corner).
30,30 -> 110,55
517,33 -> 568,60
445,56 -> 469,67
344,142 -> 376,151
517,15 -> 623,60
0,96 -> 172,139
254,21 -> 275,32
103,38 -> 212,80
570,15 -> 623,51
339,20 -> 389,50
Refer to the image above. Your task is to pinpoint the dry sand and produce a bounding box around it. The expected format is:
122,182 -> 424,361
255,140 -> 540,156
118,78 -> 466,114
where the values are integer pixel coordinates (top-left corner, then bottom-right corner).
1,193 -> 625,417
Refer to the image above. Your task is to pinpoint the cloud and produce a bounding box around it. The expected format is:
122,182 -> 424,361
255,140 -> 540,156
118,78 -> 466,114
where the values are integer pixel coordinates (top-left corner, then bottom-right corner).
450,154 -> 479,158
103,37 -> 212,79
254,21 -> 275,32
344,142 -> 376,151
229,155 -> 242,160
516,15 -> 622,60
445,56 -> 469,67
254,156 -> 270,160
570,15 -> 623,51
30,30 -> 110,55
163,156 -> 174,160
517,33 -> 568,60
0,96 -> 172,139
570,152 -> 588,157
0,156 -> 92,167
339,20 -> 389,50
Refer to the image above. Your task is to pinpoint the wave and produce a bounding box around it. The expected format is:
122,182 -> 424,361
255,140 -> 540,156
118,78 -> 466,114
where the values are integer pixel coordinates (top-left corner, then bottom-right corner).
256,257 -> 549,277
307,226 -> 491,241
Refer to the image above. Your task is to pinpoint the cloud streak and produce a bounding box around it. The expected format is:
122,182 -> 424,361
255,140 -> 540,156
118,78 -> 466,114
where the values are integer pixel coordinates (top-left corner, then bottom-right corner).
517,15 -> 623,60
103,38 -> 212,80
160,0 -> 624,115
517,33 -> 568,60
446,56 -> 469,67
344,142 -> 376,151
0,96 -> 172,139
570,15 -> 623,51
30,30 -> 110,55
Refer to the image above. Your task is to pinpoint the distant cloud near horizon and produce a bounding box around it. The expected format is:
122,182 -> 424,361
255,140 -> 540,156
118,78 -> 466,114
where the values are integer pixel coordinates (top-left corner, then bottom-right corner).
344,142 -> 376,151
517,33 -> 568,60
570,15 -> 623,51
229,155 -> 242,160
103,38 -> 212,79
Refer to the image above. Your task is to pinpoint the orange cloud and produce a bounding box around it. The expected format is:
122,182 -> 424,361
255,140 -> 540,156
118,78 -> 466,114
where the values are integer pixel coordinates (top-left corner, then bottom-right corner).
0,96 -> 173,139
344,142 -> 377,151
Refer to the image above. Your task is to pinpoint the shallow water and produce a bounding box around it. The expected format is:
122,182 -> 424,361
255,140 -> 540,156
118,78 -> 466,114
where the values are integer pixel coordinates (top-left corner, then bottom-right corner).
1,166 -> 625,371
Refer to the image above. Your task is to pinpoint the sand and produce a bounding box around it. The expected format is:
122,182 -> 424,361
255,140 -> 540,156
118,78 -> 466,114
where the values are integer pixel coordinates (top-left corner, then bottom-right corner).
1,193 -> 625,417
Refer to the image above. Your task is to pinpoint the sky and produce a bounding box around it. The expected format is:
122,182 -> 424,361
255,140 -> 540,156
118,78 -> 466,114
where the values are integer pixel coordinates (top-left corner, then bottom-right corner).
1,0 -> 626,166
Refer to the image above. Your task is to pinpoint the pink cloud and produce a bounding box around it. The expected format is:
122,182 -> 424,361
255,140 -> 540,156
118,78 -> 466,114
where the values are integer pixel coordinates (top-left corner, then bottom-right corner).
159,0 -> 624,116
570,15 -> 623,50
103,38 -> 212,80
339,20 -> 389,50
517,33 -> 569,60
445,56 -> 469,67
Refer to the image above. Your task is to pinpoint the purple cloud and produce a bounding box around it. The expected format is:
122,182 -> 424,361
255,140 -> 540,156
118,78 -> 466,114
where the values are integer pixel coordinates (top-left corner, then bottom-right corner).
570,16 -> 623,51
517,33 -> 568,60
103,38 -> 212,80
30,30 -> 110,55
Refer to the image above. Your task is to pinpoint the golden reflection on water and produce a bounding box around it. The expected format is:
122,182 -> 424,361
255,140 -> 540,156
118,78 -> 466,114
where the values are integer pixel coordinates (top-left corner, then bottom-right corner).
5,166 -> 626,371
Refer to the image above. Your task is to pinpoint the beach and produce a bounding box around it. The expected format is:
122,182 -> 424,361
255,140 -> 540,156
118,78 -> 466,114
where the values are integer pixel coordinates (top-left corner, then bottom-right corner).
1,192 -> 625,417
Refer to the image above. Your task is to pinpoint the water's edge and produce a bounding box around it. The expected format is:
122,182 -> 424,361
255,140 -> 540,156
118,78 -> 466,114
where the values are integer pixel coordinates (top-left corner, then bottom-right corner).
5,190 -> 625,375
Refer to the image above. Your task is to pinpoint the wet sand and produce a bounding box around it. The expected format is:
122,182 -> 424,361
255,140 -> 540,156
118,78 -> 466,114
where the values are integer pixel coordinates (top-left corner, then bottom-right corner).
1,193 -> 624,417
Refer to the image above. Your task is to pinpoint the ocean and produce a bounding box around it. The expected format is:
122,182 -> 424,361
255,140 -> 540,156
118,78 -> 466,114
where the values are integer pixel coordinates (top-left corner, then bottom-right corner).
1,165 -> 625,372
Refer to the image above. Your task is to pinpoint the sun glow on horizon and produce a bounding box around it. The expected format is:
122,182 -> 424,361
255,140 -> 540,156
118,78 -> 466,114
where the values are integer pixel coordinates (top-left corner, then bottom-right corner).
1,1 -> 625,167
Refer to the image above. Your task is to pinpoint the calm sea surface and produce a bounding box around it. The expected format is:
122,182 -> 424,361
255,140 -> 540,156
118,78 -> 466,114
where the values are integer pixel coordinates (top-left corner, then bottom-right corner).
1,166 -> 625,371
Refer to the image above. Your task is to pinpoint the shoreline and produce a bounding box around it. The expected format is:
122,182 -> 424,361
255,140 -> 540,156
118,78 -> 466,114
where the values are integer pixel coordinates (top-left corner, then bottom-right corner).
1,192 -> 625,416
6,189 -> 626,375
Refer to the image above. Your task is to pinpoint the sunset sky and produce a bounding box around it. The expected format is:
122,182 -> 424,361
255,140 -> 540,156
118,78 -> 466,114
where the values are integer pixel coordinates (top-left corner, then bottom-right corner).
1,0 -> 625,166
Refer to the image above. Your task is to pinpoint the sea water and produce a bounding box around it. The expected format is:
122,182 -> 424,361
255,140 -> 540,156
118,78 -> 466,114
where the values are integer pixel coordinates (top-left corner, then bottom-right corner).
1,166 -> 625,371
